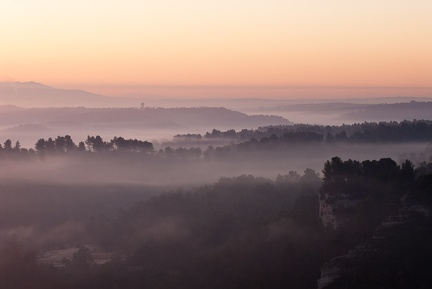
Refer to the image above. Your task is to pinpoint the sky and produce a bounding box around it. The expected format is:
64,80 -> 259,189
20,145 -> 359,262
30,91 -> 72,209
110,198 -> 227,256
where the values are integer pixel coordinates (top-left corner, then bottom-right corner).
1,0 -> 432,98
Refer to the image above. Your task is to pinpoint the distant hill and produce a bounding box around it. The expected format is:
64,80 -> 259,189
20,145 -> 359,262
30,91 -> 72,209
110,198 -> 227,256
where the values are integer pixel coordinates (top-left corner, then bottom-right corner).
0,106 -> 289,129
3,82 -> 429,126
0,82 -> 141,107
0,105 -> 291,147
0,82 -> 292,146
266,102 -> 367,112
256,100 -> 432,124
3,124 -> 51,133
343,101 -> 432,121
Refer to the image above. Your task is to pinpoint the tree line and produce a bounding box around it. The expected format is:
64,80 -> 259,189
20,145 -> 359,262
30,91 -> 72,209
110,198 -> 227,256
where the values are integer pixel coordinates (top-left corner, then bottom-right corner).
1,119 -> 432,160
0,135 -> 154,157
175,120 -> 432,143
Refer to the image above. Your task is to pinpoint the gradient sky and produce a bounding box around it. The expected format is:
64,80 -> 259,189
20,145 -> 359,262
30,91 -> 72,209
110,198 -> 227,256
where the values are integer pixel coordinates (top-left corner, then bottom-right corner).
1,0 -> 431,98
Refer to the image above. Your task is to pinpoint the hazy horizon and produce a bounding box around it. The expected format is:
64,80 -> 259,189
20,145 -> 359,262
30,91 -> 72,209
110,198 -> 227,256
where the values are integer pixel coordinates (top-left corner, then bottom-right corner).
2,1 -> 431,101
1,81 -> 431,100
47,84 -> 432,100
2,2 -> 432,288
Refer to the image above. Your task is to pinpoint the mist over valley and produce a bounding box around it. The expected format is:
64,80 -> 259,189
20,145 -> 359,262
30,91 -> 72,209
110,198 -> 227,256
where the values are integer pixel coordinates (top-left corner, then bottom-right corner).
0,83 -> 432,289
3,0 -> 432,286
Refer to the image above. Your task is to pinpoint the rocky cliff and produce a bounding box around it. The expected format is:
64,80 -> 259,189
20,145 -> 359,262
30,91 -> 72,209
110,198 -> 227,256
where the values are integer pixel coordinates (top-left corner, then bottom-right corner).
317,194 -> 431,289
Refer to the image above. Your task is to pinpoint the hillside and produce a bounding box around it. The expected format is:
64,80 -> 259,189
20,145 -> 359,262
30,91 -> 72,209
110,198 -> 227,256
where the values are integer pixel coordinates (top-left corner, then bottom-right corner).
257,100 -> 432,124
0,105 -> 291,147
344,101 -> 432,121
0,82 -> 139,107
0,106 -> 289,129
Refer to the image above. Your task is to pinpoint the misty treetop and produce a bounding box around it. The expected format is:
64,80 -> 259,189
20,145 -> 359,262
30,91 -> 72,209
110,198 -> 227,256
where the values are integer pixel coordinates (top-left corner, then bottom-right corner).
35,135 -> 84,153
321,156 -> 415,200
0,136 -> 156,164
170,120 -> 432,159
318,156 -> 429,242
1,119 -> 432,162
86,136 -> 153,153
261,119 -> 432,143
175,119 -> 432,144
28,135 -> 153,154
157,120 -> 432,160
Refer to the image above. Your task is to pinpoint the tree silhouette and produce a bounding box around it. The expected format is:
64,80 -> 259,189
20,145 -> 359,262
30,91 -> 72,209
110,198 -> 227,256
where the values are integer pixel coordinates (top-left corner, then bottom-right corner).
13,141 -> 21,151
35,138 -> 46,153
3,139 -> 12,150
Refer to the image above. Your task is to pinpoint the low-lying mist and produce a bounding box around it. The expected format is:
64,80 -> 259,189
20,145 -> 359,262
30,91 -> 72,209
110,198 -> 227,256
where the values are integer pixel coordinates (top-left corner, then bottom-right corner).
1,142 -> 428,186
0,139 -> 431,288
0,141 -> 427,236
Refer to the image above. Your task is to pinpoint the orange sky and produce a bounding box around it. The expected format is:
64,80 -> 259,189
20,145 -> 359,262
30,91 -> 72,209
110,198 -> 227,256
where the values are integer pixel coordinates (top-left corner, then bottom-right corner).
1,1 -> 431,98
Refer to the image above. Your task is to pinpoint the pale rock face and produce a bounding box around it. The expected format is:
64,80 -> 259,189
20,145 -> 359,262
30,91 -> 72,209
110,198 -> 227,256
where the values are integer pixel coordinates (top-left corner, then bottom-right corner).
319,193 -> 360,229
317,191 -> 431,289
319,198 -> 337,228
317,262 -> 342,289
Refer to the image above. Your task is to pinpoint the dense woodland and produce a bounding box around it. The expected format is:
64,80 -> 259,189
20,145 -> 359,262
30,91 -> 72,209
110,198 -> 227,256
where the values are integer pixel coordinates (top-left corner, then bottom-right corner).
176,119 -> 432,143
1,120 -> 432,162
320,157 -> 432,289
0,154 -> 431,288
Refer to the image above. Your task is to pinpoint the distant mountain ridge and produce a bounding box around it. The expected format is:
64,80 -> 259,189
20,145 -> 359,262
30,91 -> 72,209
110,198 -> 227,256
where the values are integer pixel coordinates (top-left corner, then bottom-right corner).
0,82 -> 292,147
0,105 -> 291,149
2,82 -> 430,126
0,82 -> 140,107
2,81 -> 431,109
343,101 -> 432,121
0,105 -> 289,129
259,100 -> 432,124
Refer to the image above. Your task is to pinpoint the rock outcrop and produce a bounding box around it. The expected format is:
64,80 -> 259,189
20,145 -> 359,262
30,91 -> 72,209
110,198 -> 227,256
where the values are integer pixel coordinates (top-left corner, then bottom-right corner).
317,196 -> 430,289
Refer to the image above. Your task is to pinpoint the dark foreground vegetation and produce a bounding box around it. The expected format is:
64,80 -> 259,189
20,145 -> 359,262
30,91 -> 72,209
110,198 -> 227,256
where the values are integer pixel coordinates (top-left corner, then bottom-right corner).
0,153 -> 431,289
320,158 -> 432,289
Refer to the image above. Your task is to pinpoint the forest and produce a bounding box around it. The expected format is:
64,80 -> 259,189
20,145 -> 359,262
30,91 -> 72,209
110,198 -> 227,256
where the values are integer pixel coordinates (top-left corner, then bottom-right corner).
1,120 -> 432,161
0,116 -> 431,288
0,154 -> 431,288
